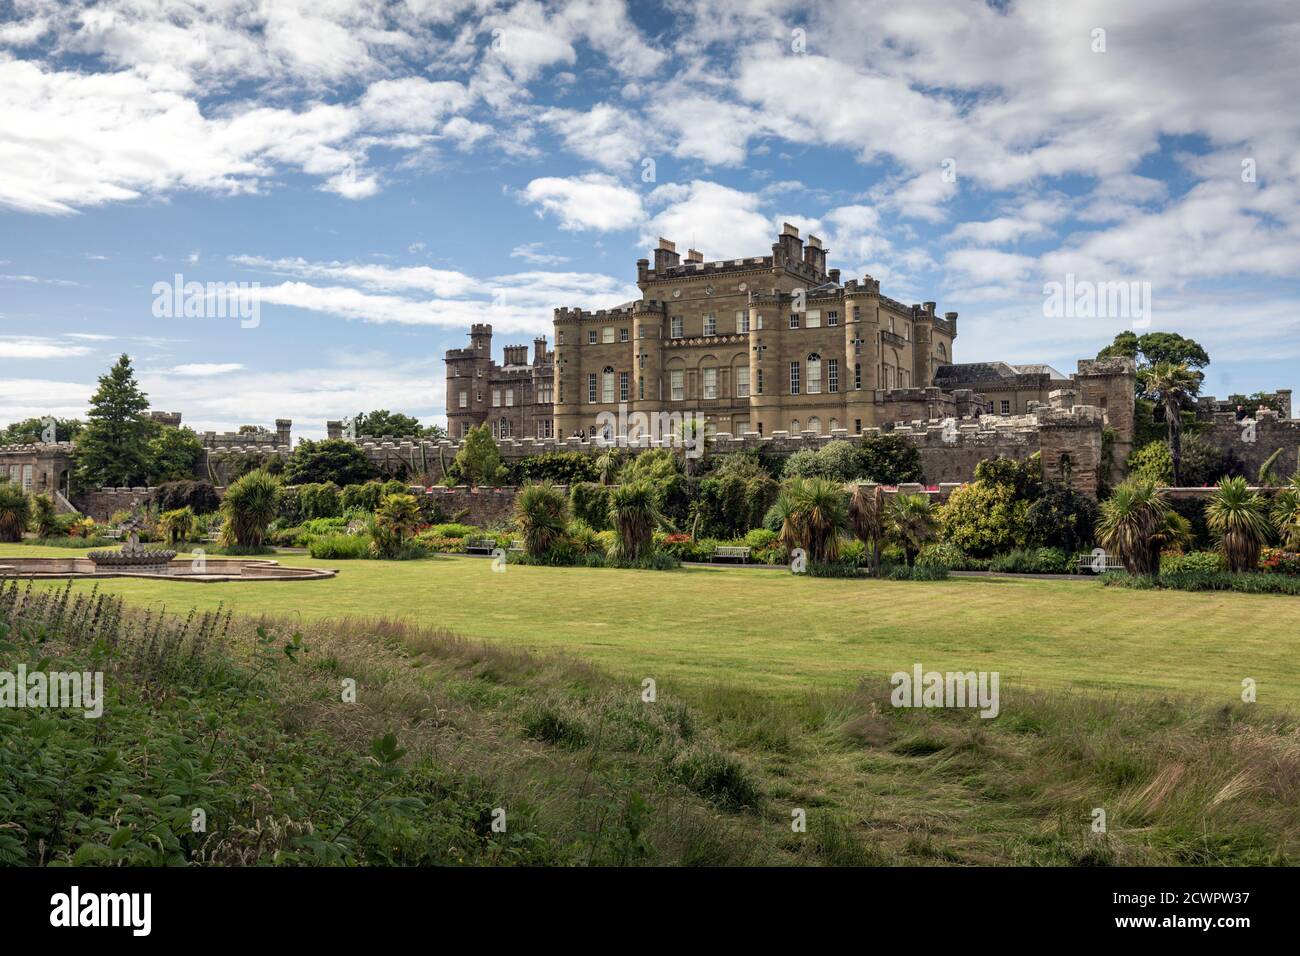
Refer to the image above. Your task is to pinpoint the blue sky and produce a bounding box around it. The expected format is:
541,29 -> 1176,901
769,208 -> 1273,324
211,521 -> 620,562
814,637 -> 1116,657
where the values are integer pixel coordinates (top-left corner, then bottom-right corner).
2,0 -> 1298,437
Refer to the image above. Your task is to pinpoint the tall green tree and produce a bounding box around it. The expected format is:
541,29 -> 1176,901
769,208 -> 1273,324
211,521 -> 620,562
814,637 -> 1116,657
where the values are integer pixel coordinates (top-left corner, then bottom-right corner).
451,425 -> 505,488
148,425 -> 204,483
1145,361 -> 1201,486
283,439 -> 378,486
351,409 -> 425,439
0,417 -> 83,445
75,355 -> 154,488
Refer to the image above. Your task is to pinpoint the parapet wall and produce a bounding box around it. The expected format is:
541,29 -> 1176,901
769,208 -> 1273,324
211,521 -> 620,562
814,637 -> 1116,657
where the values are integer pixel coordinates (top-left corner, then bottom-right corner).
1200,410 -> 1300,479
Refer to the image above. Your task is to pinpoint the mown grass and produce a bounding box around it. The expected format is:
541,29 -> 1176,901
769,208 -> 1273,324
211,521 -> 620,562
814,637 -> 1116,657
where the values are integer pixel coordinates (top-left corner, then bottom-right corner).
3,576 -> 1297,866
4,541 -> 1299,707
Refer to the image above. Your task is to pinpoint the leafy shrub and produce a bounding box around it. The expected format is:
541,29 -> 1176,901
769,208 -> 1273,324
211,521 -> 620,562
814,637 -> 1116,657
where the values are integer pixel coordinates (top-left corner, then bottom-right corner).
1025,484 -> 1098,553
373,493 -> 423,558
569,482 -> 612,531
309,533 -> 373,559
158,506 -> 196,545
152,479 -> 221,515
939,481 -> 1029,557
1103,570 -> 1300,596
859,433 -> 923,484
503,452 -> 596,485
693,454 -> 777,537
0,483 -> 31,542
884,564 -> 950,581
297,482 -> 342,520
220,470 -> 282,548
31,494 -> 60,537
1259,548 -> 1300,576
744,528 -> 777,550
340,481 -> 384,513
917,541 -> 966,570
805,561 -> 865,578
1161,551 -> 1224,575
988,547 -> 1073,575
428,523 -> 479,538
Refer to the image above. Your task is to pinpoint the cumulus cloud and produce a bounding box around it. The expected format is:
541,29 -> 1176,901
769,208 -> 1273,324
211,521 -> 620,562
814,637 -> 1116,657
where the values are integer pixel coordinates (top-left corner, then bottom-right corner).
521,173 -> 646,231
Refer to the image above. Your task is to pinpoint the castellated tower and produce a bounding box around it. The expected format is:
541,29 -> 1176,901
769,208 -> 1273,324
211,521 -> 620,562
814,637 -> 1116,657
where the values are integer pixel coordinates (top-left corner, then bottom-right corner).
444,323 -> 494,439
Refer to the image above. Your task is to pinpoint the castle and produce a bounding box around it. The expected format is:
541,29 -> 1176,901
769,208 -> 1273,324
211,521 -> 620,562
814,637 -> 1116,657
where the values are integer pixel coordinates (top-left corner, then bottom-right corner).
445,223 -> 1133,448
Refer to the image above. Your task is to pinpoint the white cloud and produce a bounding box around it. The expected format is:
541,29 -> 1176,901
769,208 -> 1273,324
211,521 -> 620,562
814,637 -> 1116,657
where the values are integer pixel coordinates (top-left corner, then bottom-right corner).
0,336 -> 94,360
521,173 -> 646,231
168,363 -> 246,377
642,180 -> 772,257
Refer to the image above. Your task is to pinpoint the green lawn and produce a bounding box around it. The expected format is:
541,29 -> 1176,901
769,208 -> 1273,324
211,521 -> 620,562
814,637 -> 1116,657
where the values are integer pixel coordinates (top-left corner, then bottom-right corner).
5,542 -> 1297,708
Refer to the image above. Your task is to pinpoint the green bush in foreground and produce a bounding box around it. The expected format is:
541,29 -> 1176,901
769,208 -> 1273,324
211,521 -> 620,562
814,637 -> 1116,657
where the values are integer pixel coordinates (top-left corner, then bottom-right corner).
1102,570 -> 1300,595
309,533 -> 373,559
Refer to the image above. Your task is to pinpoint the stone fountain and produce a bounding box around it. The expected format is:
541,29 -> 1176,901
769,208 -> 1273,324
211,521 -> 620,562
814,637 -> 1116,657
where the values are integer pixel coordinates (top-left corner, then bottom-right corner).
87,517 -> 176,571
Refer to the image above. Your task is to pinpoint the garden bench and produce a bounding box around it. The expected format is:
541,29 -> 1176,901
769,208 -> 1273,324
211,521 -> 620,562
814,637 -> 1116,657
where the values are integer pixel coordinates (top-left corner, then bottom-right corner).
711,546 -> 751,564
1077,550 -> 1125,574
103,527 -> 123,540
508,539 -> 524,552
465,538 -> 498,555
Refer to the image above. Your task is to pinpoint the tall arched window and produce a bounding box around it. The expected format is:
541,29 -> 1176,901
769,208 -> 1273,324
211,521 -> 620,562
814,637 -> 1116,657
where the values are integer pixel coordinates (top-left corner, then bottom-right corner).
806,353 -> 822,394
828,418 -> 839,432
790,419 -> 801,433
808,416 -> 821,434
602,366 -> 615,404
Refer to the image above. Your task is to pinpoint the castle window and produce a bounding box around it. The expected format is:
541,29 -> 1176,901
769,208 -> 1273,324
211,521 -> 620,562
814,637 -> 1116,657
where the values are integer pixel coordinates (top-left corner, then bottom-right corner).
854,419 -> 861,433
492,389 -> 501,407
639,326 -> 646,338
671,316 -> 683,339
937,342 -> 947,361
736,366 -> 750,398
602,327 -> 615,344
1001,400 -> 1011,414
789,361 -> 801,395
854,363 -> 862,390
558,332 -> 565,345
736,310 -> 749,333
704,314 -> 716,336
702,367 -> 717,400
639,377 -> 644,399
587,373 -> 597,403
620,327 -> 629,342
460,422 -> 468,438
505,388 -> 514,406
791,419 -> 801,432
806,310 -> 821,329
789,313 -> 800,329
459,390 -> 468,409
589,330 -> 598,344
756,368 -> 764,395
620,371 -> 629,402
477,367 -> 482,377
829,418 -> 839,431
806,354 -> 821,394
828,359 -> 839,393
603,367 -> 616,404
827,311 -> 839,327
670,369 -> 684,401
477,391 -> 483,403
808,416 -> 821,434
499,418 -> 510,438
537,420 -> 553,439
588,426 -> 597,438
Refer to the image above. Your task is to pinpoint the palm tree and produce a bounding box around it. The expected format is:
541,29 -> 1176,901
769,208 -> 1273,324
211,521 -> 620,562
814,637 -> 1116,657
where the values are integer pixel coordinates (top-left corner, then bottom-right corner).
594,449 -> 623,486
1206,476 -> 1271,572
1096,479 -> 1168,575
31,493 -> 60,538
158,506 -> 195,546
772,477 -> 809,558
849,483 -> 886,576
885,493 -> 938,566
220,469 -> 281,548
0,482 -> 30,543
797,477 -> 849,563
374,492 -> 422,557
514,482 -> 569,559
1145,361 -> 1200,486
1271,475 -> 1300,550
608,481 -> 659,561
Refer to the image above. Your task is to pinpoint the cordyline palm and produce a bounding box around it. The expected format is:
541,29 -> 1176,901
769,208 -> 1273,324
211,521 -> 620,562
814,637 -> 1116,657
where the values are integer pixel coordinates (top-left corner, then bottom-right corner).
594,450 -> 622,486
885,493 -> 938,566
848,482 -> 886,576
1096,479 -> 1168,575
0,482 -> 30,543
1206,476 -> 1271,572
514,482 -> 569,558
1146,361 -> 1200,487
374,493 -> 422,556
608,481 -> 659,561
158,506 -> 195,546
220,469 -> 281,547
1271,475 -> 1300,550
773,477 -> 849,564
31,493 -> 60,538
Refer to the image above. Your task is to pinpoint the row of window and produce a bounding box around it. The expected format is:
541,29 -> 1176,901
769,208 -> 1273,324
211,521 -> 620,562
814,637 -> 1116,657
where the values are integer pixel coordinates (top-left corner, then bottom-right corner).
456,383 -> 555,409
457,419 -> 556,440
7,464 -> 33,492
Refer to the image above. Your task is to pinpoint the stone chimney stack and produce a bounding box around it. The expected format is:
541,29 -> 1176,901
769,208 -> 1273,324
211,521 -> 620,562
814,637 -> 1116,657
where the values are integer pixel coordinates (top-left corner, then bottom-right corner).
327,420 -> 343,440
803,234 -> 827,274
773,222 -> 803,267
653,238 -> 680,272
533,335 -> 547,366
276,419 -> 292,445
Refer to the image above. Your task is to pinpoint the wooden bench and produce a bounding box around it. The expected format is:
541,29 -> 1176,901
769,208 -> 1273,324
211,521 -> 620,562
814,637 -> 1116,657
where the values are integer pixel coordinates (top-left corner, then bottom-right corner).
103,527 -> 123,540
465,538 -> 498,555
711,546 -> 751,564
508,539 -> 525,553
